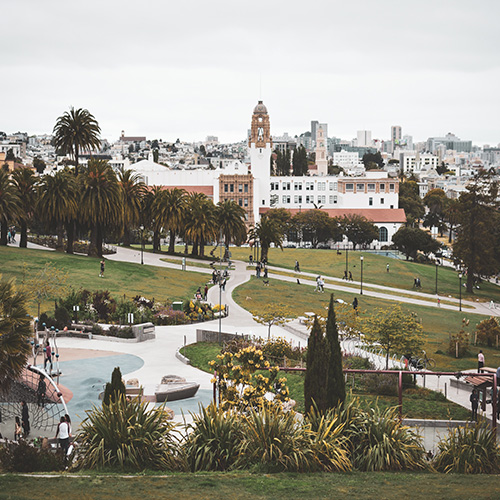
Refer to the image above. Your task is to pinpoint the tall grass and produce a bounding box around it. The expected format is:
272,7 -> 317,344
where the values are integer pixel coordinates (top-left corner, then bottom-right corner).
433,422 -> 500,474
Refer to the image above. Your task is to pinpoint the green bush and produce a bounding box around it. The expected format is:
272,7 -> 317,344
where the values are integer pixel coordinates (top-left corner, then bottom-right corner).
107,325 -> 135,339
433,422 -> 500,474
363,374 -> 398,396
54,306 -> 71,328
91,323 -> 103,335
0,441 -> 65,472
75,396 -> 183,471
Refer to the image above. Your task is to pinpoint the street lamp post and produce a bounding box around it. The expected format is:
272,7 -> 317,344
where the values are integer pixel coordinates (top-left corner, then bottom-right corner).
459,273 -> 462,312
360,256 -> 364,295
140,225 -> 144,265
218,228 -> 223,344
345,243 -> 349,276
435,261 -> 439,295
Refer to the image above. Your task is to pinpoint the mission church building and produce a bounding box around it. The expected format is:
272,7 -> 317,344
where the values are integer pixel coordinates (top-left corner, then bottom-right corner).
130,101 -> 406,247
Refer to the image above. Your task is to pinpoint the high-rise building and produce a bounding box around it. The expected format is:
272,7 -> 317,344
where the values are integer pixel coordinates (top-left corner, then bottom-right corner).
391,126 -> 402,145
315,126 -> 328,176
357,130 -> 372,147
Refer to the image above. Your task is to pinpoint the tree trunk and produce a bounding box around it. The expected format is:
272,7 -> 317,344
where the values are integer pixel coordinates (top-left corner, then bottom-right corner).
56,225 -> 64,252
65,220 -> 75,254
96,224 -> 104,257
386,351 -> 389,370
191,238 -> 199,256
200,238 -> 205,257
19,220 -> 28,248
0,220 -> 7,245
153,230 -> 160,252
88,226 -> 99,257
123,225 -> 131,246
168,229 -> 175,254
466,272 -> 474,294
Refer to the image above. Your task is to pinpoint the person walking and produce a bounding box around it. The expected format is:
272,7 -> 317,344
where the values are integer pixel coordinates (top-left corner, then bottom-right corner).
99,259 -> 105,278
295,260 -> 300,272
386,263 -> 390,273
43,340 -> 52,373
343,270 -> 348,280
478,350 -> 485,372
249,254 -> 253,265
55,416 -> 71,456
318,276 -> 324,293
204,284 -> 208,301
348,271 -> 353,282
21,401 -> 29,437
470,388 -> 479,421
37,374 -> 46,408
263,267 -> 268,279
437,298 -> 441,308
221,278 -> 226,291
353,297 -> 358,311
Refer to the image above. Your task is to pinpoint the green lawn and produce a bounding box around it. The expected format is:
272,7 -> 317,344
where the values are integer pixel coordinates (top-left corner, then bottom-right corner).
0,246 -> 209,316
207,246 -> 500,303
232,277 -> 500,372
1,472 -> 500,500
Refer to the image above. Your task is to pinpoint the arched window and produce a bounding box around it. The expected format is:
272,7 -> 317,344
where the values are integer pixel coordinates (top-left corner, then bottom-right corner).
379,226 -> 388,242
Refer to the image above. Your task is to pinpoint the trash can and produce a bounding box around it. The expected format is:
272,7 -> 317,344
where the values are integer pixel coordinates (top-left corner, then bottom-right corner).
172,301 -> 183,311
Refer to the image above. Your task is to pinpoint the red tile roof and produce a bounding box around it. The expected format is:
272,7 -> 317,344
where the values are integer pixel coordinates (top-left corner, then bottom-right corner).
259,207 -> 406,223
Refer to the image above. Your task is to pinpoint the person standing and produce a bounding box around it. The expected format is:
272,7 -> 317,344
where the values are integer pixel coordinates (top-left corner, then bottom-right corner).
55,416 -> 71,456
37,374 -> 46,408
44,340 -> 52,373
353,297 -> 358,311
348,271 -> 353,282
295,260 -> 300,272
14,417 -> 22,441
99,259 -> 105,278
21,401 -> 29,437
470,388 -> 479,421
386,263 -> 390,273
478,350 -> 485,372
204,284 -> 208,301
437,298 -> 441,308
263,267 -> 268,279
343,270 -> 348,280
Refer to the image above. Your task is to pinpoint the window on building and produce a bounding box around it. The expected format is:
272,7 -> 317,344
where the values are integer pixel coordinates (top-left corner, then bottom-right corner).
282,195 -> 290,203
294,183 -> 302,190
306,195 -> 314,204
244,198 -> 248,207
224,184 -> 228,193
379,226 -> 388,242
346,183 -> 354,191
389,183 -> 395,192
238,198 -> 243,206
390,205 -> 394,209
368,183 -> 375,191
318,182 -> 326,191
239,184 -> 243,193
380,197 -> 385,204
318,195 -> 326,204
356,183 -> 364,191
369,197 -> 373,206
230,184 -> 234,193
380,183 -> 385,191
244,183 -> 248,193
306,182 -> 314,191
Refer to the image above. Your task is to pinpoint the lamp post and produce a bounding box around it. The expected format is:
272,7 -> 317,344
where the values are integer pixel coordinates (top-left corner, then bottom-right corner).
435,261 -> 439,295
360,256 -> 364,295
459,273 -> 462,312
218,228 -> 223,344
345,243 -> 349,276
140,225 -> 144,265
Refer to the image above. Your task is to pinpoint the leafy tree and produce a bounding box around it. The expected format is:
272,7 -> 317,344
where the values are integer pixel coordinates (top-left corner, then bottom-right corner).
339,214 -> 379,250
215,200 -> 247,247
53,107 -> 101,176
33,157 -> 46,174
5,149 -> 15,162
304,316 -> 330,413
0,278 -> 31,392
475,317 -> 500,348
103,366 -> 126,405
293,210 -> 340,248
251,304 -> 292,339
443,198 -> 460,244
392,226 -> 440,260
362,304 -> 424,369
117,168 -> 145,246
248,217 -> 284,262
80,159 -> 121,257
156,188 -> 187,254
453,172 -> 499,293
0,169 -> 19,245
143,186 -> 164,252
399,180 -> 424,226
325,294 -> 345,409
423,189 -> 447,236
37,169 -> 78,252
274,149 -> 291,176
292,146 -> 308,176
11,167 -> 37,248
362,152 -> 384,170
263,208 -> 292,233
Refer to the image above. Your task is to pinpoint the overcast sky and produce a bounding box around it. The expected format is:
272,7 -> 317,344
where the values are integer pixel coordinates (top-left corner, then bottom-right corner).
1,0 -> 499,146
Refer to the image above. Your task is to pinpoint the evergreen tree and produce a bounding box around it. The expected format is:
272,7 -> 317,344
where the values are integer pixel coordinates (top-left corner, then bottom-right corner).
304,316 -> 330,413
325,294 -> 345,408
103,366 -> 126,405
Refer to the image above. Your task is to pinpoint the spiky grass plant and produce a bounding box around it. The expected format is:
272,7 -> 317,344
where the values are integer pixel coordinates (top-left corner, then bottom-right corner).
75,396 -> 183,471
184,404 -> 244,471
351,406 -> 427,471
433,421 -> 500,474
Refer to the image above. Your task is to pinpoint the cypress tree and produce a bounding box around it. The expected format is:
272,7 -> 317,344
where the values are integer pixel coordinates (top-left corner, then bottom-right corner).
103,366 -> 126,405
304,316 -> 330,413
325,294 -> 346,408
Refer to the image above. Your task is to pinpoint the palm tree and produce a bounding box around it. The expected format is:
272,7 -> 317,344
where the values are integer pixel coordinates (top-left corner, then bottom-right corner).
156,188 -> 187,254
53,107 -> 101,176
0,170 -> 19,245
80,159 -> 121,257
117,168 -> 145,246
215,200 -> 247,248
37,170 -> 78,251
0,278 -> 31,392
143,186 -> 163,252
11,167 -> 37,248
185,193 -> 216,257
248,217 -> 284,262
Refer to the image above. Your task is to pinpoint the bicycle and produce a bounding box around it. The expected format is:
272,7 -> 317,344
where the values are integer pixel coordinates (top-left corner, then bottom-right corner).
417,350 -> 436,370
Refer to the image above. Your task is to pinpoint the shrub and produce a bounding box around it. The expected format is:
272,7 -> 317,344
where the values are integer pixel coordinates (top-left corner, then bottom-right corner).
103,367 -> 126,405
91,290 -> 117,322
433,422 -> 500,474
54,306 -> 71,328
75,396 -> 183,471
184,404 -> 244,471
363,373 -> 398,396
475,317 -> 500,348
0,441 -> 65,472
448,328 -> 470,357
91,323 -> 103,335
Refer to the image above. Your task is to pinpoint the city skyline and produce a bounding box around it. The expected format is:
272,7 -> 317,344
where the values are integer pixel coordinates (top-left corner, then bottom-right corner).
1,0 -> 499,145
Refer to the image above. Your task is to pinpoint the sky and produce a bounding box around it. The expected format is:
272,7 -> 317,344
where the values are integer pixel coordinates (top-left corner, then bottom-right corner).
1,0 -> 499,146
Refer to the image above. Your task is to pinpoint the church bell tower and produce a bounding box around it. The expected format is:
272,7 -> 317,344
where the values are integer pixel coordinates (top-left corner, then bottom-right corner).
249,101 -> 272,221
